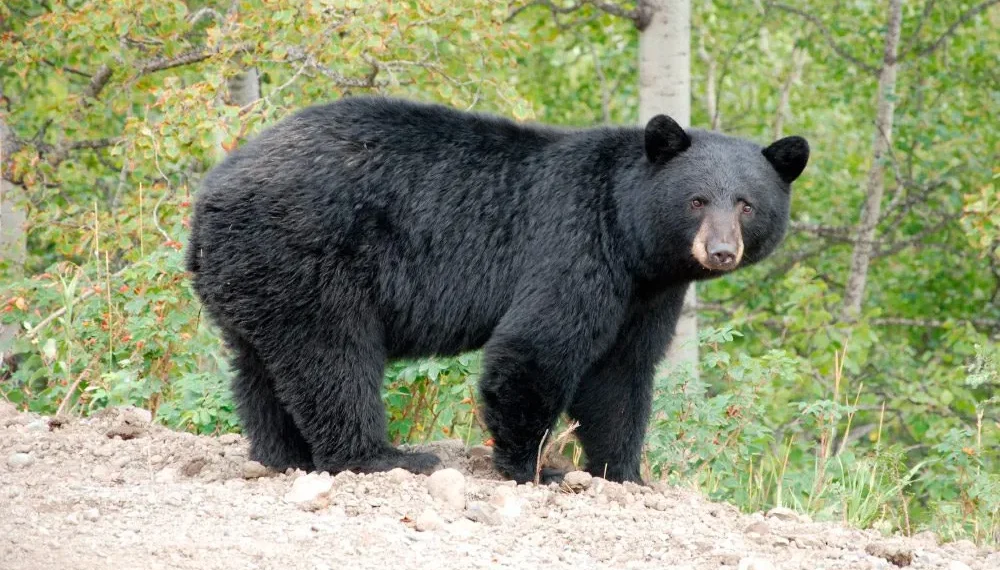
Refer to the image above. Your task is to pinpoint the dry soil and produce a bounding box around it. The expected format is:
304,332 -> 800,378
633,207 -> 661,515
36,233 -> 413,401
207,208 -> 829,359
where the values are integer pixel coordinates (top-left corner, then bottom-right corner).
1,402 -> 996,570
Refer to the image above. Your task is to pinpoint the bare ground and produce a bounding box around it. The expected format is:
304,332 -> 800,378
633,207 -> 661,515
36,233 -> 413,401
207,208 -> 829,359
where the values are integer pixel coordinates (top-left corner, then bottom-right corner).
1,402 -> 996,570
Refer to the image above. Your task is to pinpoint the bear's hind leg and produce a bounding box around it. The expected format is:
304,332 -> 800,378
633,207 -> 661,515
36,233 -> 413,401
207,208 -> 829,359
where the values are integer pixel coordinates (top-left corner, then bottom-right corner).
267,315 -> 441,476
225,330 -> 314,472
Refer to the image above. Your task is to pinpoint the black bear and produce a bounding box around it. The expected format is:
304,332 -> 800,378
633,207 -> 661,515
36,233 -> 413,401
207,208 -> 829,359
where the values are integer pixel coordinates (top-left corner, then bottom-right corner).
187,96 -> 808,484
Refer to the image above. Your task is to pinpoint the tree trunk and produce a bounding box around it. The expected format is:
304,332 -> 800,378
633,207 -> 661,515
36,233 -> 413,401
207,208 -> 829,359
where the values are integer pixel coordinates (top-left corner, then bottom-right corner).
841,0 -> 903,320
1,108 -> 27,356
639,0 -> 697,375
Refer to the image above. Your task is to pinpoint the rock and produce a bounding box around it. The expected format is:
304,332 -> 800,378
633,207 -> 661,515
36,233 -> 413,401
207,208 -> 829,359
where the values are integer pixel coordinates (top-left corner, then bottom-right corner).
712,550 -> 742,566
82,508 -> 100,522
415,507 -> 445,532
766,506 -> 804,522
92,443 -> 115,457
946,561 -> 972,570
467,445 -> 493,458
218,433 -> 241,445
562,470 -> 593,492
737,558 -> 777,570
386,468 -> 411,484
104,407 -> 151,440
26,419 -> 49,432
911,530 -> 939,547
283,473 -> 334,511
7,452 -> 33,468
154,467 -> 178,484
91,465 -> 111,481
426,468 -> 466,510
865,540 -> 914,567
447,518 -> 478,538
643,494 -> 669,511
464,501 -> 501,526
745,521 -> 771,535
242,460 -> 269,479
489,486 -> 526,519
181,457 -> 207,477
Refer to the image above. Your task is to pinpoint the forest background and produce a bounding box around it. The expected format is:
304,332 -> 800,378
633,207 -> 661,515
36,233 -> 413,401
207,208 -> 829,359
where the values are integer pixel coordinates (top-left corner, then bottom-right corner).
1,0 -> 997,545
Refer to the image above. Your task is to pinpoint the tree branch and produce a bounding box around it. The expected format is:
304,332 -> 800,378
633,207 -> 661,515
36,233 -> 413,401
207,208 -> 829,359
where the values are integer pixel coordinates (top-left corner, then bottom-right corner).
900,0 -> 1000,62
767,3 -> 879,75
507,0 -> 644,28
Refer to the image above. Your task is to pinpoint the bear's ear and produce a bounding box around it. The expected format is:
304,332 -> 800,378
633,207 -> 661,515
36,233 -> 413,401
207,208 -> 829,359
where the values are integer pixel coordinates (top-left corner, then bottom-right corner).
644,114 -> 691,164
763,136 -> 810,184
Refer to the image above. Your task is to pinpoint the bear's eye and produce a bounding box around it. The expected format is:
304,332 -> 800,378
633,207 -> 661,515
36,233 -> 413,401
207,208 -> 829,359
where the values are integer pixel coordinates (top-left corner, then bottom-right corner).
741,203 -> 753,215
691,198 -> 705,209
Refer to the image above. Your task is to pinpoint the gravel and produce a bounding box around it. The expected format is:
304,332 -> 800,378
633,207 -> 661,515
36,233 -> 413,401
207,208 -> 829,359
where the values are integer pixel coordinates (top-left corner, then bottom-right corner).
0,404 -> 997,570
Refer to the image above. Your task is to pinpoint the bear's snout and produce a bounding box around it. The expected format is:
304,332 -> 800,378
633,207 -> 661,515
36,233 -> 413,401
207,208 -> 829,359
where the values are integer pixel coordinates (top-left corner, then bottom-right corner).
691,210 -> 744,272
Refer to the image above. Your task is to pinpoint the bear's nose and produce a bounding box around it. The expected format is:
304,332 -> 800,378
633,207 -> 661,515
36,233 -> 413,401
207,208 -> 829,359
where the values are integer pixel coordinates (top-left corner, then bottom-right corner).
708,244 -> 737,268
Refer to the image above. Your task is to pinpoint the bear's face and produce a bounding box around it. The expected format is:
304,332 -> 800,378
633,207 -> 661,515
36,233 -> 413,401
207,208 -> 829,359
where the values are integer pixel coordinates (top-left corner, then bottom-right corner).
641,115 -> 809,278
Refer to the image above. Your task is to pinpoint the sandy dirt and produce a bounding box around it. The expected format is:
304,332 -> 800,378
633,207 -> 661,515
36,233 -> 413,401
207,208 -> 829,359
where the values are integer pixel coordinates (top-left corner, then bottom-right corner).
1,402 -> 996,570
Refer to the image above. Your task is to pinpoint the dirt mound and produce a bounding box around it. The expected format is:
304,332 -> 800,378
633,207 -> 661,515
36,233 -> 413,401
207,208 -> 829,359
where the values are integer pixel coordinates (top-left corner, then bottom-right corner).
1,403 -> 996,570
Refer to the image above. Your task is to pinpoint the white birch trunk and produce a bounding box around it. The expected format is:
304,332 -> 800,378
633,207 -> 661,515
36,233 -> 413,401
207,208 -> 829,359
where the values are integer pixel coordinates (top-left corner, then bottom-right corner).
639,0 -> 697,376
842,0 -> 903,320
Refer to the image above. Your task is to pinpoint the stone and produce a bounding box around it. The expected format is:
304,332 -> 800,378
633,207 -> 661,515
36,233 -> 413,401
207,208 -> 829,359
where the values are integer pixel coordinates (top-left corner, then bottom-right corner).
6,452 -> 33,468
464,502 -> 501,526
766,506 -> 804,522
415,507 -> 445,532
386,467 -> 411,484
426,468 -> 466,510
489,486 -> 526,519
242,460 -> 269,479
865,541 -> 914,567
562,470 -> 593,492
283,473 -> 334,511
737,558 -> 777,570
745,521 -> 771,535
154,467 -> 178,484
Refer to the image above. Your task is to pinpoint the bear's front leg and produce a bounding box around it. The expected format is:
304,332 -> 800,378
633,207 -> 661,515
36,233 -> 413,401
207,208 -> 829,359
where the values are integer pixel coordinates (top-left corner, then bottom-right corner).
478,283 -> 624,484
568,285 -> 687,483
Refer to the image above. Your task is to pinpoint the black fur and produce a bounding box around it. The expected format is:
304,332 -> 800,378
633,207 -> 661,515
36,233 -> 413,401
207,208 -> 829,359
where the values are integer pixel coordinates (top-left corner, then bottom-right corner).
186,96 -> 808,483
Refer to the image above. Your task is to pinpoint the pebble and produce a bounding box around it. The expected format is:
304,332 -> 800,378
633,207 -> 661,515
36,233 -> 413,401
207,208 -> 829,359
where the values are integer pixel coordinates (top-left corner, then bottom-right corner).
766,506 -> 804,522
745,521 -> 771,535
562,470 -> 593,492
217,433 -> 241,445
415,507 -> 445,532
284,473 -> 333,511
7,452 -> 34,468
489,486 -> 526,519
92,443 -> 115,457
737,557 -> 776,570
154,467 -> 178,484
865,540 -> 914,567
426,468 -> 466,510
946,562 -> 972,570
242,460 -> 269,479
386,467 -> 411,484
467,445 -> 492,458
26,419 -> 49,432
464,501 -> 501,526
82,508 -> 100,522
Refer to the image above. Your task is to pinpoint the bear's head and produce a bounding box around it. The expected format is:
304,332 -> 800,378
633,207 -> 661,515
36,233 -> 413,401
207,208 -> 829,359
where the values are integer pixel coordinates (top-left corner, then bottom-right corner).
639,114 -> 809,281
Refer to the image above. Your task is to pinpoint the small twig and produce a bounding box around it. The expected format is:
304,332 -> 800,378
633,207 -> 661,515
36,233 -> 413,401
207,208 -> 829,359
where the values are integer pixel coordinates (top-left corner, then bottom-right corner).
55,350 -> 103,416
534,420 -> 580,485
